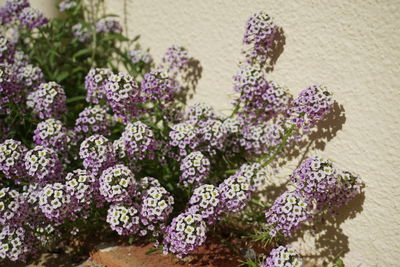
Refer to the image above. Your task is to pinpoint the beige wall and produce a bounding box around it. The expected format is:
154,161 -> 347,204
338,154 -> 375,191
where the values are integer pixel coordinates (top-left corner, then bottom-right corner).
13,0 -> 400,266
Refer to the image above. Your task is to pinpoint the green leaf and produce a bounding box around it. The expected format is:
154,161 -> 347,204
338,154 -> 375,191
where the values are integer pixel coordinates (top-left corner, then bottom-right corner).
72,48 -> 92,60
145,247 -> 163,255
55,71 -> 69,82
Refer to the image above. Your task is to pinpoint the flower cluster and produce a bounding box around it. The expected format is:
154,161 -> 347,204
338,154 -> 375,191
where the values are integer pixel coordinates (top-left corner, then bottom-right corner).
27,82 -> 67,119
74,105 -> 111,139
99,164 -> 137,203
0,187 -> 27,225
79,134 -> 115,176
168,122 -> 197,158
136,176 -> 161,197
179,151 -> 210,187
72,23 -> 91,42
333,170 -> 363,208
105,72 -> 141,121
84,68 -> 113,103
4,0 -> 29,15
58,0 -> 77,11
233,64 -> 290,123
187,184 -> 221,223
0,225 -> 33,262
128,48 -> 153,64
18,7 -> 48,29
38,183 -> 76,223
287,85 -> 334,132
265,191 -> 309,238
139,185 -> 174,235
65,169 -> 95,209
141,70 -> 178,105
107,204 -> 140,235
15,63 -> 44,90
239,121 -> 285,156
163,212 -> 207,258
0,139 -> 27,180
185,102 -> 216,122
120,121 -> 158,160
96,18 -> 122,34
263,245 -> 303,267
24,146 -> 62,184
243,12 -> 277,64
0,35 -> 12,62
0,64 -> 22,114
33,119 -> 69,153
160,45 -> 189,77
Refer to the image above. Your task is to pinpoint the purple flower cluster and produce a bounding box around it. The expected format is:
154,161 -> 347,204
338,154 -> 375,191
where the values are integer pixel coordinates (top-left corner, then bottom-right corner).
58,0 -> 77,12
163,212 -> 207,258
105,72 -> 141,122
291,156 -> 363,211
0,187 -> 27,225
107,204 -> 140,235
18,7 -> 48,29
38,182 -> 76,224
79,134 -> 115,176
72,23 -> 92,42
0,225 -> 34,262
179,151 -> 210,187
65,169 -> 95,210
219,163 -> 266,213
33,119 -> 69,153
287,85 -> 333,132
120,121 -> 158,160
85,68 -> 113,104
15,63 -> 44,90
0,139 -> 27,180
27,82 -> 67,120
139,185 -> 174,235
243,12 -> 277,64
185,102 -> 216,122
263,245 -> 303,267
0,35 -> 12,62
99,164 -> 136,203
128,48 -> 153,64
233,64 -> 290,123
160,45 -> 189,78
239,121 -> 285,156
265,191 -> 309,238
24,146 -> 62,184
187,184 -> 221,224
96,18 -> 122,34
74,105 -> 111,139
141,70 -> 178,105
168,122 -> 197,158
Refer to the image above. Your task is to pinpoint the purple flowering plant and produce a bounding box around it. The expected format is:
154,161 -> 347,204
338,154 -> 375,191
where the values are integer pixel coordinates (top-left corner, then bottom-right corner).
0,2 -> 364,266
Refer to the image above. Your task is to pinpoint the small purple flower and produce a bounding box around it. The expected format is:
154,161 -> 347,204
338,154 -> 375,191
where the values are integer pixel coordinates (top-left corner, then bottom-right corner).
141,70 -> 178,105
0,225 -> 35,262
179,151 -> 210,187
163,211 -> 207,258
58,0 -> 77,11
185,102 -> 216,123
168,122 -> 198,158
263,245 -> 303,267
159,45 -> 189,78
0,187 -> 28,225
99,164 -> 137,203
18,7 -> 48,30
26,82 -> 67,120
65,169 -> 95,212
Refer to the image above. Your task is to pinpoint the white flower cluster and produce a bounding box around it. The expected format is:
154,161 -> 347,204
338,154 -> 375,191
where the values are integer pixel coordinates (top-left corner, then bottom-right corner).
24,146 -> 61,183
0,139 -> 27,180
185,102 -> 216,122
38,183 -> 74,222
121,121 -> 157,159
188,184 -> 220,222
107,204 -> 140,235
140,186 -> 174,222
99,164 -> 137,203
65,169 -> 94,202
0,226 -> 30,261
128,48 -> 153,64
79,134 -> 114,175
264,245 -> 303,267
0,188 -> 24,225
34,118 -> 68,150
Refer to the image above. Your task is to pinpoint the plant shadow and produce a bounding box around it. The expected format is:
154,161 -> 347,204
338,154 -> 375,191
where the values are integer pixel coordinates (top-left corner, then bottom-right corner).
177,58 -> 203,104
265,27 -> 286,73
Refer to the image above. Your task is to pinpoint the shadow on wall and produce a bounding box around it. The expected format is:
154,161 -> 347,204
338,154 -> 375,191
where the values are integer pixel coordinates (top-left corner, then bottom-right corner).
266,27 -> 286,73
177,58 -> 203,105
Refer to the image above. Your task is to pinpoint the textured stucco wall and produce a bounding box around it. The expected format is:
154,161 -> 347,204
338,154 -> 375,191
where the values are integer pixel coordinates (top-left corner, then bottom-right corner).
14,0 -> 400,266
